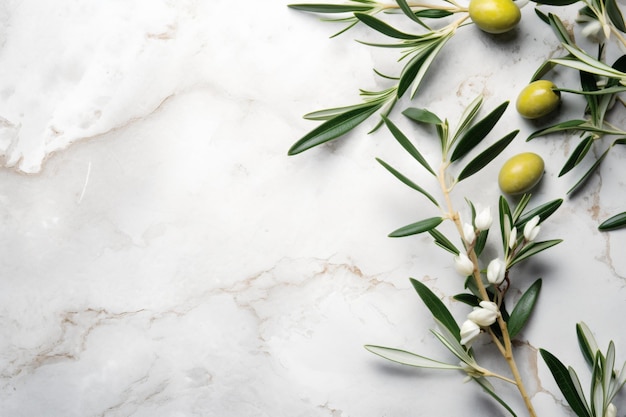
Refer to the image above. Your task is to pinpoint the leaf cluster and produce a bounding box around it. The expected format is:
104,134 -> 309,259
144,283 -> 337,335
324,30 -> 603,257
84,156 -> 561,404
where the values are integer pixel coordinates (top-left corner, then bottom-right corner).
288,0 -> 470,155
541,323 -> 626,417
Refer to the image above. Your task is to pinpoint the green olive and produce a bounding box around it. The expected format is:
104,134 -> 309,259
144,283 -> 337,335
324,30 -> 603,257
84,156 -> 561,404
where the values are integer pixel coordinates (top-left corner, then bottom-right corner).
469,0 -> 521,34
498,152 -> 545,195
516,80 -> 561,119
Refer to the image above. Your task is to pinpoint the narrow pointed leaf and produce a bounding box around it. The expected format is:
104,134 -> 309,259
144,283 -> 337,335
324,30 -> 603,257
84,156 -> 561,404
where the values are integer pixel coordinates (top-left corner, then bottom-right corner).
511,194 -> 532,224
289,103 -> 382,155
607,0 -> 626,32
474,229 -> 489,257
408,35 -> 450,99
430,328 -> 472,363
604,342 -> 616,396
540,349 -> 593,417
532,0 -> 579,6
304,101 -> 380,120
473,377 -> 519,417
376,158 -> 439,206
453,293 -> 480,306
516,198 -> 563,227
547,12 -> 576,45
364,345 -> 462,369
457,130 -> 518,181
559,136 -> 594,177
389,217 -> 443,237
527,120 -> 588,140
499,196 -> 513,251
577,322 -> 599,368
383,115 -> 437,176
288,4 -> 373,13
451,101 -> 509,162
428,228 -> 460,255
508,279 -> 542,339
396,0 -> 425,24
567,147 -> 610,195
599,211 -> 626,231
568,367 -> 591,416
508,240 -> 563,268
415,9 -> 453,18
354,12 -> 417,39
410,278 -> 460,338
402,107 -> 443,125
397,41 -> 437,98
452,95 -> 483,142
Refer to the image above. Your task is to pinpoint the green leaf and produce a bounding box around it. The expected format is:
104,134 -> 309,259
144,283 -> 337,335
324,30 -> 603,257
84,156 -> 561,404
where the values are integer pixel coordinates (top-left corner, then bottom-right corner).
559,136 -> 594,177
607,0 -> 626,32
474,229 -> 489,257
450,101 -> 509,162
531,0 -> 579,5
288,4 -> 374,13
431,327 -> 473,362
383,115 -> 437,176
576,322 -> 599,368
375,158 -> 439,206
289,102 -> 382,155
304,101 -> 381,121
555,86 -> 626,96
567,147 -> 610,195
453,293 -> 480,306
457,130 -> 518,181
402,107 -> 443,125
428,228 -> 460,255
473,377 -> 519,417
508,279 -> 542,339
511,194 -> 532,224
527,120 -> 588,140
410,278 -> 460,338
398,36 -> 450,99
364,345 -> 462,369
414,9 -> 453,18
516,198 -> 563,228
599,211 -> 626,231
389,217 -> 443,237
540,349 -> 593,417
452,95 -> 483,143
499,196 -> 513,254
508,240 -> 563,268
547,12 -> 576,45
395,0 -> 425,24
557,44 -> 626,79
354,12 -> 417,39
604,342 -> 616,396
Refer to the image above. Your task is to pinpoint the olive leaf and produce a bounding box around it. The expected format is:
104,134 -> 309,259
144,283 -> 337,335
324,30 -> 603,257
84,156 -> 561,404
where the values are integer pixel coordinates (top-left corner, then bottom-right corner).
567,147 -> 610,195
530,0 -> 579,6
527,120 -> 588,140
376,158 -> 439,207
364,345 -> 462,369
410,278 -> 460,338
507,278 -> 542,339
452,95 -> 484,143
508,240 -> 563,268
511,194 -> 532,224
499,196 -> 513,253
389,217 -> 444,237
473,377 -> 519,417
606,0 -> 626,33
598,211 -> 626,231
428,228 -> 460,255
559,136 -> 594,177
288,102 -> 383,155
516,198 -> 563,228
540,349 -> 593,417
383,115 -> 437,176
288,3 -> 374,13
450,101 -> 509,162
402,107 -> 443,125
354,12 -> 418,40
456,130 -> 518,181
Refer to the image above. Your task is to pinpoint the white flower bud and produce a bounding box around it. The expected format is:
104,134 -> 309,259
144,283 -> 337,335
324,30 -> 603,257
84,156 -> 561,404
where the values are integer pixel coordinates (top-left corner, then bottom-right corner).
523,215 -> 541,242
508,227 -> 518,249
605,403 -> 617,417
463,223 -> 476,244
478,301 -> 499,313
468,302 -> 499,327
454,253 -> 474,276
487,258 -> 506,285
475,207 -> 493,231
460,319 -> 480,346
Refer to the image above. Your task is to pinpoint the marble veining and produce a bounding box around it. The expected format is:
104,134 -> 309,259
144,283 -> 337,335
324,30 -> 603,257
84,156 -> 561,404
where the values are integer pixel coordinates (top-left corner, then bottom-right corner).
0,1 -> 625,416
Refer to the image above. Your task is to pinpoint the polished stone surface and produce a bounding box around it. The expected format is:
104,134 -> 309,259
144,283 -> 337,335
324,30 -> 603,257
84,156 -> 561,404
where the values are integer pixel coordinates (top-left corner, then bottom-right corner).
1,1 -> 625,416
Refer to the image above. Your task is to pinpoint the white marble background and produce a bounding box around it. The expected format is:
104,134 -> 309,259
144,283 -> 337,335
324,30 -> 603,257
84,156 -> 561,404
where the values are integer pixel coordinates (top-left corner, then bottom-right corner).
0,1 -> 625,416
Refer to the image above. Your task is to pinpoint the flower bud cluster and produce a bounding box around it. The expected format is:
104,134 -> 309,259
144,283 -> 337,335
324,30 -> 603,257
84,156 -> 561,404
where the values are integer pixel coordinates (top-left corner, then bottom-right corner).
460,301 -> 500,346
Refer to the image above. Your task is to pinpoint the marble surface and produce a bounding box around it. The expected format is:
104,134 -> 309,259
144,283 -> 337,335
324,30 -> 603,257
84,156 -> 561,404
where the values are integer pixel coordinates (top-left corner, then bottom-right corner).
0,1 -> 625,416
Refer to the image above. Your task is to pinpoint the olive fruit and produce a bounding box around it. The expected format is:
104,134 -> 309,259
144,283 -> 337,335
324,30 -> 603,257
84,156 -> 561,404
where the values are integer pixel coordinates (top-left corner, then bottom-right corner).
469,0 -> 521,34
516,80 -> 561,119
498,152 -> 545,195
